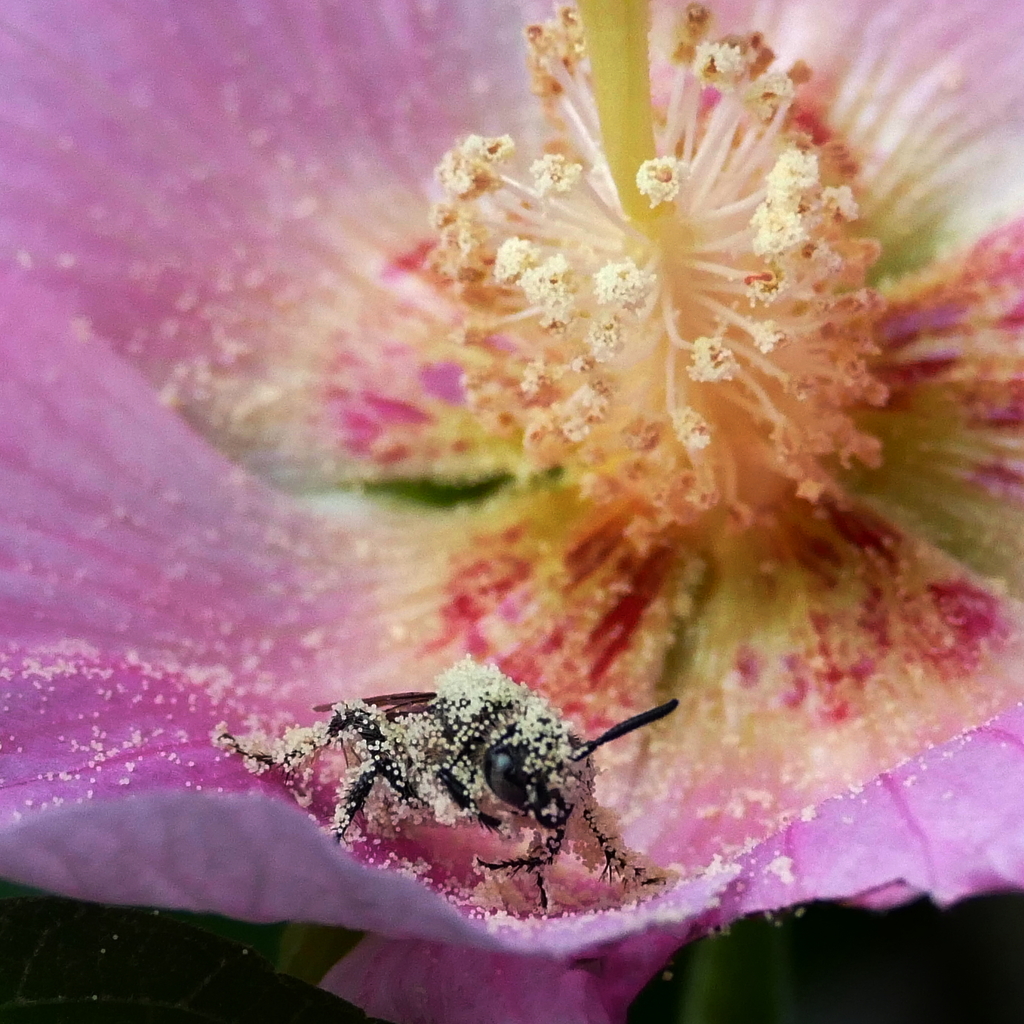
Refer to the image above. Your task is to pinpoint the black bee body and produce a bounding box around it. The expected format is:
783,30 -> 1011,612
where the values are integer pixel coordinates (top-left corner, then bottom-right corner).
219,658 -> 677,910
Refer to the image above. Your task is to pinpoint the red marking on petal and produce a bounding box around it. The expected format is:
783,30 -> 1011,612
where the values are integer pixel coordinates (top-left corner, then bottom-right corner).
419,362 -> 465,404
997,296 -> 1024,330
858,585 -> 892,653
822,502 -> 898,565
382,240 -> 437,280
417,501 -> 677,732
373,442 -> 414,465
878,304 -> 964,351
875,356 -> 958,391
790,102 -> 833,147
361,394 -> 432,425
735,647 -> 762,688
332,391 -> 433,457
587,547 -> 673,683
848,657 -> 877,684
968,220 -> 1024,284
926,580 -> 1011,673
426,553 -> 533,656
564,515 -> 628,587
970,461 -> 1024,500
793,534 -> 843,586
820,700 -> 851,725
965,381 -> 1024,428
336,408 -> 379,452
780,655 -> 809,709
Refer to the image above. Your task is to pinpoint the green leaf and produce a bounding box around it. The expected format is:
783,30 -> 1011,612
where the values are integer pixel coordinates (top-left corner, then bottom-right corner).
0,896 -> 391,1023
277,923 -> 365,985
361,475 -> 511,507
678,915 -> 794,1024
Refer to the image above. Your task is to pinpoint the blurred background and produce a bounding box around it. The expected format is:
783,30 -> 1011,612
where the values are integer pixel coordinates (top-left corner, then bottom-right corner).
629,893 -> 1024,1023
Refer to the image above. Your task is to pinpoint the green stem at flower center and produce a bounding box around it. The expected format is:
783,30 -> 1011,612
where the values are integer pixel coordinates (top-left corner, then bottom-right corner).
576,0 -> 658,232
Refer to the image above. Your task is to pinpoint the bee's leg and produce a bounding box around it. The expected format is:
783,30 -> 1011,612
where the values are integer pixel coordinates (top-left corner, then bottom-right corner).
216,729 -> 320,775
216,731 -> 278,770
535,871 -> 549,911
333,760 -> 420,841
580,802 -> 631,881
477,813 -> 503,832
580,800 -> 662,885
332,767 -> 377,840
477,825 -> 566,911
327,708 -> 420,805
437,767 -> 499,829
375,754 -> 420,807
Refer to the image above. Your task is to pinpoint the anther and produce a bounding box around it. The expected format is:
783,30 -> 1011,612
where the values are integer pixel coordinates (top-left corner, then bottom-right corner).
636,157 -> 683,208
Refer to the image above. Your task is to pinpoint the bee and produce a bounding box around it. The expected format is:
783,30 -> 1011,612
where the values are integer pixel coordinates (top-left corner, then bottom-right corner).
217,658 -> 678,910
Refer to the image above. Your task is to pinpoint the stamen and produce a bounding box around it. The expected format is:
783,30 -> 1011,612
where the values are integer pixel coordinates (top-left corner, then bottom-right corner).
636,157 -> 683,208
693,41 -> 748,90
689,336 -> 740,382
531,153 -> 584,196
427,4 -> 887,528
593,259 -> 655,311
435,135 -> 516,200
673,406 -> 712,450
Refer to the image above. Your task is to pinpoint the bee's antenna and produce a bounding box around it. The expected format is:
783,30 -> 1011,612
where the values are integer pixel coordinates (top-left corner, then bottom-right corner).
570,699 -> 679,761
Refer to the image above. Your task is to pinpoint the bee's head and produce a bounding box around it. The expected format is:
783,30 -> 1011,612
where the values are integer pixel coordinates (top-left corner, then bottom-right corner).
433,658 -> 679,829
481,698 -> 679,828
482,735 -> 571,828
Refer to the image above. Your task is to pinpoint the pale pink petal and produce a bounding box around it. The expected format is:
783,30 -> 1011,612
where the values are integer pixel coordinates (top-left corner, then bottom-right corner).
0,790 -> 500,944
716,700 -> 1024,922
0,0 -> 538,486
0,271 -> 465,716
325,931 -> 682,1024
0,271 -> 579,951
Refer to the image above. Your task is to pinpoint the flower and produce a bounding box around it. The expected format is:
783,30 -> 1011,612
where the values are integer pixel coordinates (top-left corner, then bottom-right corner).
3,0 -> 1024,1021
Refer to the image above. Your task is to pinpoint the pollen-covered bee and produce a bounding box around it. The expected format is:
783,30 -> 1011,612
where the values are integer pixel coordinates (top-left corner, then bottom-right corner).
217,658 -> 678,910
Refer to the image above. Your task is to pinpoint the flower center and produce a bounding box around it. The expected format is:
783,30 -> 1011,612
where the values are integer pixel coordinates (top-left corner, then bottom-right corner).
431,3 -> 888,531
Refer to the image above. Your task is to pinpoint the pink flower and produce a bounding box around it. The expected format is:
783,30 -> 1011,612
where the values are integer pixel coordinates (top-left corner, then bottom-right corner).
3,0 -> 1024,1021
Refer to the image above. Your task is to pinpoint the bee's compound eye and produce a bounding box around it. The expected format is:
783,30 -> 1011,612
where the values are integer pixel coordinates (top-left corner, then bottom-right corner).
483,745 -> 531,810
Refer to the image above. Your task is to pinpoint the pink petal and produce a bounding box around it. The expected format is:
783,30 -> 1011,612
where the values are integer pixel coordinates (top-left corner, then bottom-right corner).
0,271 -> 445,713
718,700 -> 1024,921
324,931 -> 683,1024
0,1 -> 537,486
0,790 -> 497,943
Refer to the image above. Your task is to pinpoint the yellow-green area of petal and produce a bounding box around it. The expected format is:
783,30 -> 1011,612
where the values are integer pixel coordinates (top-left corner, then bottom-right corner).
847,399 -> 1024,597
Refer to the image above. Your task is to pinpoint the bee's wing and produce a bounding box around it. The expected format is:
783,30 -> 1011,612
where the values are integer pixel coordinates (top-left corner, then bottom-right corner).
312,691 -> 438,715
365,691 -> 438,717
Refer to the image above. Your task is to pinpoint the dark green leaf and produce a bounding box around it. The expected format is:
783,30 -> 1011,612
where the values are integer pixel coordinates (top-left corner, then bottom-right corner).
0,896 -> 390,1024
678,915 -> 794,1024
276,923 -> 364,985
361,475 -> 511,507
